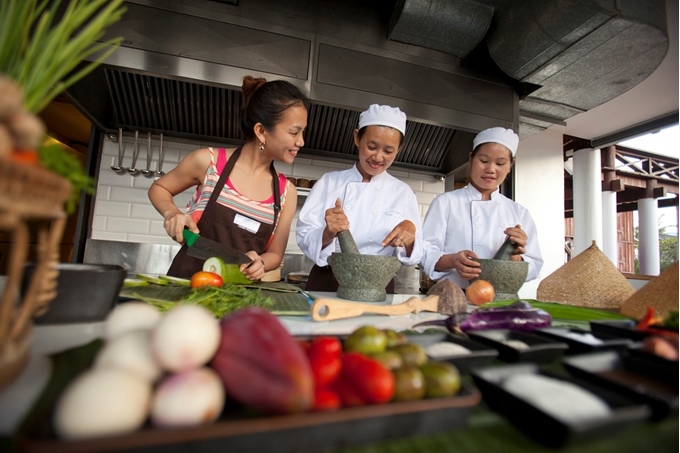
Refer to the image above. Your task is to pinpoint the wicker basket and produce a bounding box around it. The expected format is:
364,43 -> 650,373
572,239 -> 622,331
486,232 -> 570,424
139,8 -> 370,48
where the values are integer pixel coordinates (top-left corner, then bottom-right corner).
536,241 -> 635,310
0,159 -> 72,391
620,261 -> 679,319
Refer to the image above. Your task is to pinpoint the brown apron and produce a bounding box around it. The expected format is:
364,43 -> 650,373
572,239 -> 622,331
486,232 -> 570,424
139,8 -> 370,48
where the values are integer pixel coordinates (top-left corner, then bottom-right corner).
305,264 -> 395,294
167,146 -> 280,278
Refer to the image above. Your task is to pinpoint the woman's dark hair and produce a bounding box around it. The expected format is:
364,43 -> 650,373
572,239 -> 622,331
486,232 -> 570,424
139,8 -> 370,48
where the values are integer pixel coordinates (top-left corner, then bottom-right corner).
356,125 -> 405,148
240,76 -> 309,140
470,143 -> 515,161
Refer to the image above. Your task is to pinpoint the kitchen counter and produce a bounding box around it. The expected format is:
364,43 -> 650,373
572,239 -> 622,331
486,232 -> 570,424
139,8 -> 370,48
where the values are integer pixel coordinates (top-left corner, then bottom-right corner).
1,294 -> 676,453
0,292 -> 446,436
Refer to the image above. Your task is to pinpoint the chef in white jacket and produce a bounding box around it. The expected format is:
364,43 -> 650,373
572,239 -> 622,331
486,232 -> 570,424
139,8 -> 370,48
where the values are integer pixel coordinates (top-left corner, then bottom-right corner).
296,104 -> 423,292
420,127 -> 543,289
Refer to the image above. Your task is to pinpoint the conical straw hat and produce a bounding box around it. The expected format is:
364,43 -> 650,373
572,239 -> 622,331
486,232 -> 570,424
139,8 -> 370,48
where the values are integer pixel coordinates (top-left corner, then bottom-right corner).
537,241 -> 635,310
620,261 -> 679,320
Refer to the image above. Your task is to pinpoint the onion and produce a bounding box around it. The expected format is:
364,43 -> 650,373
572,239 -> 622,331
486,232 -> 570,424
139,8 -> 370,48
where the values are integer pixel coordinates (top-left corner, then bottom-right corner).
150,304 -> 220,372
150,367 -> 225,427
466,279 -> 495,305
95,330 -> 163,382
104,302 -> 162,341
54,368 -> 151,440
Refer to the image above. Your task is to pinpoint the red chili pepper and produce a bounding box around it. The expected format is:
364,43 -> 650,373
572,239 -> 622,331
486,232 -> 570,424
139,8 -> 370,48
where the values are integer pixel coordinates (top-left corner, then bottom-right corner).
340,352 -> 395,404
637,307 -> 656,329
309,353 -> 341,388
312,387 -> 342,411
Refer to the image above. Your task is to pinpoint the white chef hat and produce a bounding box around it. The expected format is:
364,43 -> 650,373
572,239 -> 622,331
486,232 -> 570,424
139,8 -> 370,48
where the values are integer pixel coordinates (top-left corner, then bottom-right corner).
358,104 -> 407,135
473,127 -> 519,156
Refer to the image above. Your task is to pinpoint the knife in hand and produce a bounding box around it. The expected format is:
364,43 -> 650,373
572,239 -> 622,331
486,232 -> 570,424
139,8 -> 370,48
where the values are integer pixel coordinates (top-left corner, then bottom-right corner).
182,229 -> 253,266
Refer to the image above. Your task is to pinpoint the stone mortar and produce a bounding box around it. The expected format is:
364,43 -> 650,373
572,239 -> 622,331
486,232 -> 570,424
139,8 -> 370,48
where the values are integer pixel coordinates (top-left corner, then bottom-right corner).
470,258 -> 529,301
329,252 -> 401,302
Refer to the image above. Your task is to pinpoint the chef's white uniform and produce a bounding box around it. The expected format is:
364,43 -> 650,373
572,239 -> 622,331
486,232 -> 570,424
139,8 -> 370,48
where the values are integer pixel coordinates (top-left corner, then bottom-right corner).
420,184 -> 543,288
296,165 -> 423,267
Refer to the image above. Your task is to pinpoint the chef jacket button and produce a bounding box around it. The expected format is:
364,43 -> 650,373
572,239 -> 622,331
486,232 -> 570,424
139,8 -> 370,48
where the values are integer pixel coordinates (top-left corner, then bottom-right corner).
376,186 -> 382,191
368,237 -> 373,242
345,205 -> 351,210
475,222 -> 480,227
372,209 -> 378,215
475,246 -> 481,251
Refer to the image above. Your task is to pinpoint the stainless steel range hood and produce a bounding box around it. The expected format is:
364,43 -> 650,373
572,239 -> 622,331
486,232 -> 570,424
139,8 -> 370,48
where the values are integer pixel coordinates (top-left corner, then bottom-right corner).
65,0 -> 668,175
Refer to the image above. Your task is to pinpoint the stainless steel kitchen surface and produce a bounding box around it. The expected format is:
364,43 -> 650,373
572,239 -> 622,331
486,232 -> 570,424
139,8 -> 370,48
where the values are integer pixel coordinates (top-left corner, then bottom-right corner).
83,239 -> 421,293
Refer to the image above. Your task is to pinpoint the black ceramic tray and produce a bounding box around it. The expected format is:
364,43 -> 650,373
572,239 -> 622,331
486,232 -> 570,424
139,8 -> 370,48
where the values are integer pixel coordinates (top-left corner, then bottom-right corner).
563,350 -> 679,420
406,333 -> 498,374
466,329 -> 569,363
534,327 -> 633,354
589,320 -> 649,342
470,363 -> 651,448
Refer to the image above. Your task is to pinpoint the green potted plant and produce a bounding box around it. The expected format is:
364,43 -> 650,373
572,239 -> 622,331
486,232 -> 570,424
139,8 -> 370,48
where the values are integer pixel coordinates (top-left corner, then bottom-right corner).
0,0 -> 126,390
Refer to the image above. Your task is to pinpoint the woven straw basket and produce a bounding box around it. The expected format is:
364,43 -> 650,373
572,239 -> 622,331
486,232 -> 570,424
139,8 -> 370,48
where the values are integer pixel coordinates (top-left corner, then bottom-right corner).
537,241 -> 635,310
0,159 -> 72,391
620,261 -> 679,319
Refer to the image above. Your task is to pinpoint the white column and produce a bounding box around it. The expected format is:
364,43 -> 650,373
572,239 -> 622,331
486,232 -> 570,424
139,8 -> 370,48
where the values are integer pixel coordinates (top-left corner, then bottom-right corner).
572,148 -> 603,256
601,191 -> 618,266
638,198 -> 660,275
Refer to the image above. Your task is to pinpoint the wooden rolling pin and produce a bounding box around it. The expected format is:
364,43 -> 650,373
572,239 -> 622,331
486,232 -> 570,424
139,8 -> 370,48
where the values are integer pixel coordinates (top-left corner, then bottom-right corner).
311,295 -> 444,321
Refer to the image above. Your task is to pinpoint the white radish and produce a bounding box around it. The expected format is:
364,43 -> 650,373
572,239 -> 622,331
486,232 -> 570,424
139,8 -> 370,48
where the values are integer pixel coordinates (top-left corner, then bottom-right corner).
95,330 -> 163,382
151,367 -> 225,427
54,368 -> 151,440
150,304 -> 220,372
104,302 -> 162,341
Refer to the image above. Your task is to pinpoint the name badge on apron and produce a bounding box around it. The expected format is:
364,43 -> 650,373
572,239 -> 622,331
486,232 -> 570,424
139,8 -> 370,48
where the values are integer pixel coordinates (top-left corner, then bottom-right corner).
234,213 -> 261,234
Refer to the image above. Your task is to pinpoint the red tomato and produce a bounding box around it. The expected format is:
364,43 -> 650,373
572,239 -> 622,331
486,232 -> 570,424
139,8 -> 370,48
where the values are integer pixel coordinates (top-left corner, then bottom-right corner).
333,378 -> 366,408
190,271 -> 223,288
307,336 -> 342,360
309,354 -> 341,388
312,387 -> 341,411
340,352 -> 395,404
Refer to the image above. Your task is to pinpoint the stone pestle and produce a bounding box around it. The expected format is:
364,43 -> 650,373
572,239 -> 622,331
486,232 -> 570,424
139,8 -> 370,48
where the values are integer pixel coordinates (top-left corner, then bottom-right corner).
337,230 -> 360,254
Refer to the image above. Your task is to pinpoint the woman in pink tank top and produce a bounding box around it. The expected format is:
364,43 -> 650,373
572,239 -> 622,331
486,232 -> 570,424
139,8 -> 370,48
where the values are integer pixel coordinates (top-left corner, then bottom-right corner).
149,76 -> 309,280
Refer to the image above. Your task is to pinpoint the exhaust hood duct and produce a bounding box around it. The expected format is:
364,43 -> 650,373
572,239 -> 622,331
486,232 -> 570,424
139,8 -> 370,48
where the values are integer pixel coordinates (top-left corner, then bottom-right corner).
388,0 -> 494,57
485,0 -> 669,136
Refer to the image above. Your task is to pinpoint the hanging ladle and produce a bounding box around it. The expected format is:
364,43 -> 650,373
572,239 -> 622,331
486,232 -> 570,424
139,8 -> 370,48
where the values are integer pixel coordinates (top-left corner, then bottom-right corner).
126,130 -> 140,175
154,133 -> 165,176
141,132 -> 154,176
110,127 -> 125,172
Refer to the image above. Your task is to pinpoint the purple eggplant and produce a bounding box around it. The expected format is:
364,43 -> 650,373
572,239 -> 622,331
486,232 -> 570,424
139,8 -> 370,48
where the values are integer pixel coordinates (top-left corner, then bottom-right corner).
415,301 -> 552,333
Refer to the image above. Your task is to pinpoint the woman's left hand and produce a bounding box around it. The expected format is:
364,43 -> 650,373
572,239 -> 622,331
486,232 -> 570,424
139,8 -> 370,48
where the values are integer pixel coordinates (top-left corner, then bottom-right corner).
382,220 -> 416,248
504,224 -> 527,259
241,251 -> 267,281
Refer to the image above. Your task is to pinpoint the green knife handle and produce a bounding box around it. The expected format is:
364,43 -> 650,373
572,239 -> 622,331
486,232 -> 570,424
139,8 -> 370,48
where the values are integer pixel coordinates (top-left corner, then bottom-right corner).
183,228 -> 199,246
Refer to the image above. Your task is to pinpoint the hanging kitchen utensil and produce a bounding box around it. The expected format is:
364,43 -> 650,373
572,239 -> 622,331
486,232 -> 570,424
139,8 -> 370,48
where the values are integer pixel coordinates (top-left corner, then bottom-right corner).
141,132 -> 154,176
154,133 -> 165,176
110,127 -> 125,172
125,130 -> 140,175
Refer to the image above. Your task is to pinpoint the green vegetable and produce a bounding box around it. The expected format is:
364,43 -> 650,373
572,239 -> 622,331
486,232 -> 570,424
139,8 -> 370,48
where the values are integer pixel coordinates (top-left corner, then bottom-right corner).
157,275 -> 191,286
139,284 -> 274,319
123,278 -> 150,288
203,257 -> 253,285
663,310 -> 679,329
37,143 -> 95,214
136,273 -> 169,285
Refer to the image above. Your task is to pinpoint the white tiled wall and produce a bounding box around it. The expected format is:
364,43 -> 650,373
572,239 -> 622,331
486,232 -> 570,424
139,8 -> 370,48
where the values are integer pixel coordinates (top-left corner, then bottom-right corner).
92,135 -> 445,253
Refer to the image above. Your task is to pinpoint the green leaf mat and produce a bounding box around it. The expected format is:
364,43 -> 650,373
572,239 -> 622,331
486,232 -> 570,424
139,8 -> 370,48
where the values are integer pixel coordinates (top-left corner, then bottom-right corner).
120,281 -> 312,316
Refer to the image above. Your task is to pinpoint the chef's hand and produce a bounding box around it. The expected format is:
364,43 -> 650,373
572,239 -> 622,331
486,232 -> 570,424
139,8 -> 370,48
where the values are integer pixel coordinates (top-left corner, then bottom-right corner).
163,210 -> 198,243
241,251 -> 266,281
504,224 -> 527,261
382,220 -> 416,249
322,198 -> 350,248
437,250 -> 481,280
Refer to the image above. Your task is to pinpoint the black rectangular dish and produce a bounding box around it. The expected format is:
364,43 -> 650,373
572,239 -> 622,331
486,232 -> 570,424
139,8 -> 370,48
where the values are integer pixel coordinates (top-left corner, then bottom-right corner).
534,327 -> 633,354
589,320 -> 649,342
470,363 -> 651,448
563,350 -> 679,420
466,329 -> 569,363
406,333 -> 498,374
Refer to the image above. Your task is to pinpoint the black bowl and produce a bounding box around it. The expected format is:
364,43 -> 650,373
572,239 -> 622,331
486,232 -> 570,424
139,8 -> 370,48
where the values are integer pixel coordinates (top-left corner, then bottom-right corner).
22,263 -> 127,324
